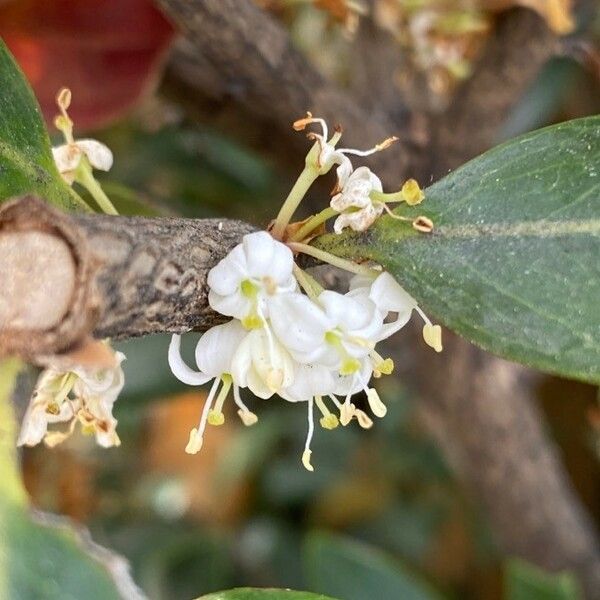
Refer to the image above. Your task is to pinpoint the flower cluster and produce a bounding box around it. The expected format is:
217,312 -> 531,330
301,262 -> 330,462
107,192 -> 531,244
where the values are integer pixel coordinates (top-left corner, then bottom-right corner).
169,114 -> 442,471
18,89 -> 125,451
18,346 -> 125,449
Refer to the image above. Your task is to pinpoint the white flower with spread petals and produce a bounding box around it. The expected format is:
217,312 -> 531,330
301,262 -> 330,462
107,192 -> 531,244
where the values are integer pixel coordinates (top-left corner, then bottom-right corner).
207,231 -> 296,328
168,320 -> 258,455
52,139 -> 113,184
18,350 -> 125,448
330,166 -> 385,233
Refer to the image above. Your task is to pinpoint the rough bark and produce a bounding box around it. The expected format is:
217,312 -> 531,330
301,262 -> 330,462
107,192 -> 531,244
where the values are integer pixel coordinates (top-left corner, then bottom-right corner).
0,197 -> 253,359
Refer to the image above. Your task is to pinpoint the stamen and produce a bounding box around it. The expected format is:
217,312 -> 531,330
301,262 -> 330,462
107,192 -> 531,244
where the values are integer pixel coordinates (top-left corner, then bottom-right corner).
233,385 -> 258,426
185,428 -> 203,454
338,136 -> 398,157
256,304 -> 284,391
365,387 -> 387,418
415,307 -> 443,352
168,335 -> 211,386
293,112 -> 328,141
354,409 -> 374,429
54,87 -> 74,144
328,394 -> 344,410
186,377 -> 220,454
401,179 -> 425,206
302,398 -> 315,472
208,375 -> 232,426
370,351 -> 394,377
413,216 -> 434,233
316,396 -> 339,430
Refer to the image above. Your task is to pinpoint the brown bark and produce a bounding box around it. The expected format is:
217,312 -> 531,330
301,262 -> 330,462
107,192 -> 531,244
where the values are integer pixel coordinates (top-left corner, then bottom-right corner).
0,197 -> 253,359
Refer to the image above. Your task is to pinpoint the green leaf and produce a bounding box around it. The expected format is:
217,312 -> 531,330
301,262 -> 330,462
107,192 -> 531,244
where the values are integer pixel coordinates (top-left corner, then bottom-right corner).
505,559 -> 582,600
303,532 -> 442,600
0,361 -> 140,599
197,589 -> 339,600
0,38 -> 87,210
316,117 -> 600,383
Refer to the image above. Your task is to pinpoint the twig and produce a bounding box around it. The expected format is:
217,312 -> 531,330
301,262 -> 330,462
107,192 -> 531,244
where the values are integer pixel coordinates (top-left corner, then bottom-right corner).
0,197 -> 254,359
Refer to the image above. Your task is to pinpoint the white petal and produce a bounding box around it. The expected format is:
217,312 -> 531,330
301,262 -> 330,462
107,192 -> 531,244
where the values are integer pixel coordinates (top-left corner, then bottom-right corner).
281,363 -> 335,402
52,144 -> 82,173
76,139 -> 113,171
243,231 -> 277,277
269,293 -> 331,355
369,272 -> 417,314
207,244 -> 248,296
168,334 -> 211,386
208,289 -> 253,320
195,320 -> 246,376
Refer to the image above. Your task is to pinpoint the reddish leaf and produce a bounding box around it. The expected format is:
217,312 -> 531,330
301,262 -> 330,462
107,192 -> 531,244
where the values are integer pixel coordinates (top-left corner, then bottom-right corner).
0,0 -> 175,130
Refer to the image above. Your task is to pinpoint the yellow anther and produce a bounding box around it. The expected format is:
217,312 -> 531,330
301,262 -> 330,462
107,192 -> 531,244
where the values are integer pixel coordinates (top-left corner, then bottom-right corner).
185,428 -> 203,454
293,111 -> 314,131
302,449 -> 314,472
241,314 -> 263,330
208,410 -> 225,426
340,357 -> 361,376
238,409 -> 258,426
376,358 -> 394,376
401,178 -> 425,206
320,414 -> 339,430
45,402 -> 61,416
367,388 -> 387,418
375,136 -> 398,151
339,402 -> 355,426
240,279 -> 258,298
412,216 -> 434,233
354,409 -> 374,429
423,323 -> 443,352
56,87 -> 72,111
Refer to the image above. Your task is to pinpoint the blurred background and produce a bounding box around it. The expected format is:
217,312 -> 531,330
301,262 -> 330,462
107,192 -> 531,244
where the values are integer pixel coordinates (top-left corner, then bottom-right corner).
1,0 -> 599,598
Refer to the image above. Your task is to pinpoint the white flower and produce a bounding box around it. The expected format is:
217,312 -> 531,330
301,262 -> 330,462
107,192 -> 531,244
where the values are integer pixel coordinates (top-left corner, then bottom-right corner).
18,349 -> 125,448
168,320 -> 258,454
270,290 -> 384,375
52,140 -> 113,184
207,231 -> 296,327
351,272 -> 443,352
330,166 -> 385,233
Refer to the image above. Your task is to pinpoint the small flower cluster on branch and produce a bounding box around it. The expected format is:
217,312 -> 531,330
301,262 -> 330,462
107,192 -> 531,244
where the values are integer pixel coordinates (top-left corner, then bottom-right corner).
169,114 -> 441,470
18,101 -> 441,470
